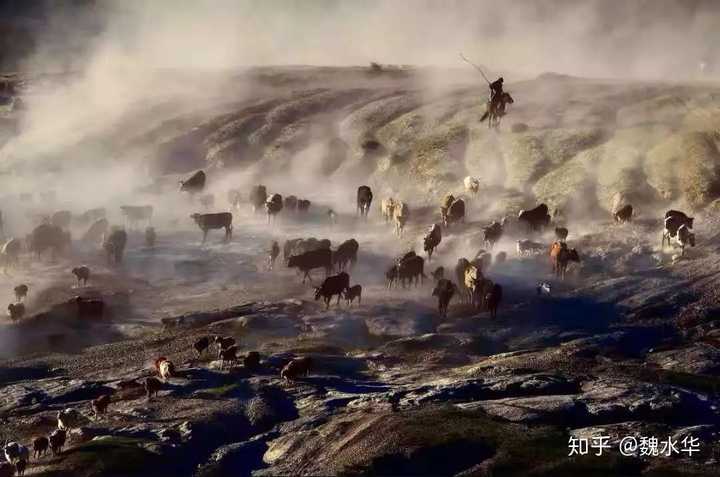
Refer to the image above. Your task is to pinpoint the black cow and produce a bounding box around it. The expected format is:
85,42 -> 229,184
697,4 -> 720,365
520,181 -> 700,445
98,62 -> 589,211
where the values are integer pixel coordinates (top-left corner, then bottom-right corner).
554,227 -> 569,242
662,210 -> 694,248
423,224 -> 442,260
432,278 -> 457,318
332,238 -> 359,271
485,283 -> 503,318
357,186 -> 373,217
298,199 -> 311,213
28,223 -> 70,258
284,195 -> 298,213
344,284 -> 362,306
191,212 -> 233,243
103,228 -> 128,264
314,272 -> 350,308
249,185 -> 267,213
483,221 -> 503,249
398,255 -> 425,287
288,248 -> 332,283
266,194 -> 283,223
518,203 -> 551,232
614,204 -> 633,223
444,198 -> 465,227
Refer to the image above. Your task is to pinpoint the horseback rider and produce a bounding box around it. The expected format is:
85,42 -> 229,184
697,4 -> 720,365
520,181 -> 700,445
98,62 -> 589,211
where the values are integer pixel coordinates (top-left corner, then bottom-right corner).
489,77 -> 504,110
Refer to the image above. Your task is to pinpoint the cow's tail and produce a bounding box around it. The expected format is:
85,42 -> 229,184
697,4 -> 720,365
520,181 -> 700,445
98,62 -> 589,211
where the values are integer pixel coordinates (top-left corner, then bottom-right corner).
480,111 -> 489,122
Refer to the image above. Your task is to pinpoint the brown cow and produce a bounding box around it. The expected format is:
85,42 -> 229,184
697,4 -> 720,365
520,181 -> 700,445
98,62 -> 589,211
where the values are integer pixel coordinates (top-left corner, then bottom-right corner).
550,241 -> 580,279
191,213 -> 232,243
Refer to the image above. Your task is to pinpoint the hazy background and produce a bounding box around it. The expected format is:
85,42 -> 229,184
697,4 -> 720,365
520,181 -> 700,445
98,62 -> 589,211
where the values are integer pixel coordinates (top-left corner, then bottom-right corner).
2,0 -> 720,79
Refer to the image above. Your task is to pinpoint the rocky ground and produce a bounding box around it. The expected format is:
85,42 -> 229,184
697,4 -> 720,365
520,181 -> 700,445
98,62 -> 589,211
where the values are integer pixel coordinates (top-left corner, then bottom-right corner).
0,67 -> 719,476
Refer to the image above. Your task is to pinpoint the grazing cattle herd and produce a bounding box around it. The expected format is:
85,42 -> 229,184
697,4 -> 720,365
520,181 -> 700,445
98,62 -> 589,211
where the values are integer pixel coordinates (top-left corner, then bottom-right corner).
0,167 -> 702,474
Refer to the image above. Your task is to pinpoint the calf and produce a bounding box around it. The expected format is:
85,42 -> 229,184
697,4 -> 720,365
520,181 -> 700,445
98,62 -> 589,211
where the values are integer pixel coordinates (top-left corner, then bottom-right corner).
485,283 -> 503,318
8,303 -> 24,321
431,266 -> 444,282
145,377 -> 162,400
191,213 -> 233,243
32,436 -> 49,459
281,357 -> 312,380
13,284 -> 28,302
92,394 -> 111,417
332,239 -> 359,271
72,265 -> 90,286
344,284 -> 362,306
314,272 -> 350,309
49,429 -> 67,455
432,279 -> 456,318
288,248 -> 332,283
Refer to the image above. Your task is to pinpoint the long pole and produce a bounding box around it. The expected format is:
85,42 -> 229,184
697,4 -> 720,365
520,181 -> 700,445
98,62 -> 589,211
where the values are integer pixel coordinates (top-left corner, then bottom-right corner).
459,53 -> 491,85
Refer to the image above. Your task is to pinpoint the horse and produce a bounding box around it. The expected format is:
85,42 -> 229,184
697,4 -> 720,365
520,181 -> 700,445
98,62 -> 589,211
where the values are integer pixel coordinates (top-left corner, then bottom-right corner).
480,92 -> 514,129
